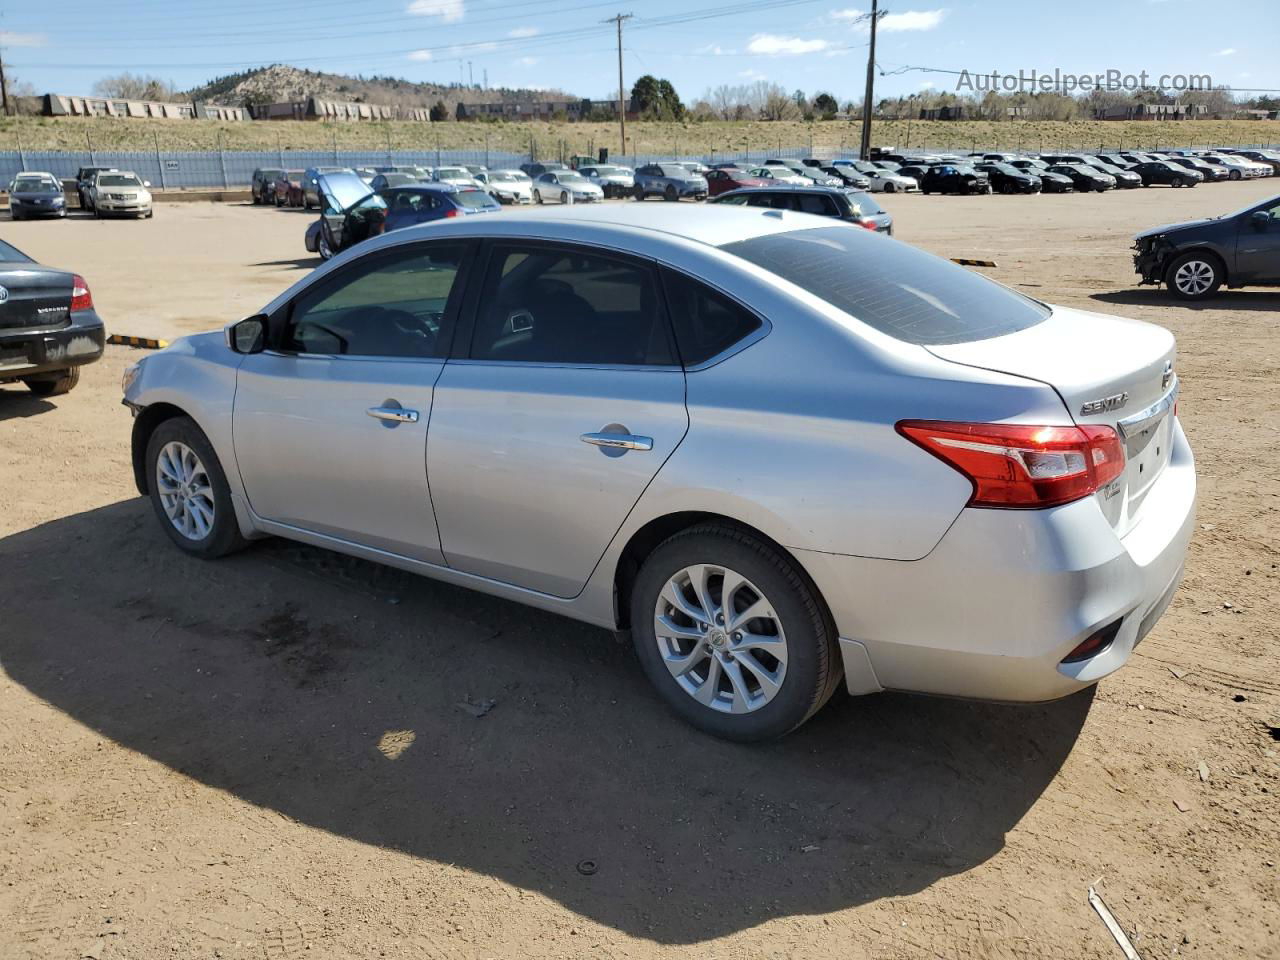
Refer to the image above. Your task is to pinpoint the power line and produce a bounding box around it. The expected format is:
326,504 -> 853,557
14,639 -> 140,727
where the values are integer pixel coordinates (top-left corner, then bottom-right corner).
603,13 -> 632,157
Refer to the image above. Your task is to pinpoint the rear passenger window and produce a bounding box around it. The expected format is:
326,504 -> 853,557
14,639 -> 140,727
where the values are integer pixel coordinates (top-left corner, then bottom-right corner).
662,269 -> 763,366
470,244 -> 675,366
795,194 -> 837,216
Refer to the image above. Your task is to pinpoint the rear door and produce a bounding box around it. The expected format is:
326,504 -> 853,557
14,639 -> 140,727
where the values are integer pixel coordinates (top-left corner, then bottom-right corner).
427,240 -> 688,598
1235,198 -> 1280,282
233,241 -> 472,562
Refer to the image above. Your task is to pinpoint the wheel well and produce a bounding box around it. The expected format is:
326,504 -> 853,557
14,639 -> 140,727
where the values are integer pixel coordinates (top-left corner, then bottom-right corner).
612,512 -> 828,632
1167,247 -> 1228,284
130,402 -> 190,495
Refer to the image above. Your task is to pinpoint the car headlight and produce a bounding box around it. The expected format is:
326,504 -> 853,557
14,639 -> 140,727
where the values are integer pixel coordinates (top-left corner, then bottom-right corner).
121,360 -> 143,396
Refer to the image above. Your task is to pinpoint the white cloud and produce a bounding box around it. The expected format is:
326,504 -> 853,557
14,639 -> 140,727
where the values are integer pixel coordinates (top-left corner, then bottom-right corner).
831,7 -> 946,31
696,42 -> 734,55
746,34 -> 830,55
441,41 -> 497,56
407,0 -> 464,23
738,68 -> 767,79
881,9 -> 947,31
1213,47 -> 1236,56
0,31 -> 46,47
507,26 -> 538,38
515,57 -> 539,66
919,81 -> 936,89
408,50 -> 433,61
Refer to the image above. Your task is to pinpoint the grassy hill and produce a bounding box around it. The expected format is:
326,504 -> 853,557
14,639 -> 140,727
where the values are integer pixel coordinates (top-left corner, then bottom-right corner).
2,115 -> 1275,157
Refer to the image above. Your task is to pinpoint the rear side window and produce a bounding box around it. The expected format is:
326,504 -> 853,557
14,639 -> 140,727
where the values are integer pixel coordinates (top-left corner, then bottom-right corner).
722,226 -> 1050,345
662,269 -> 762,366
453,190 -> 494,209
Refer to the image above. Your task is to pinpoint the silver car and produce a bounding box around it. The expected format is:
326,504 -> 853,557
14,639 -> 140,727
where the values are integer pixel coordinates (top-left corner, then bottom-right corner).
122,206 -> 1195,741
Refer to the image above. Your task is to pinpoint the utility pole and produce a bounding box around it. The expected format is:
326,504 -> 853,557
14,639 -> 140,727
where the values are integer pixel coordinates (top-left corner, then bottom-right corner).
468,62 -> 474,87
859,0 -> 881,160
0,49 -> 10,118
483,68 -> 489,90
603,13 -> 633,157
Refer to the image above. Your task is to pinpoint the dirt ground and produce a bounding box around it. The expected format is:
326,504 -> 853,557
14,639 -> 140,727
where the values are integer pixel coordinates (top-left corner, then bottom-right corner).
1,183 -> 1277,960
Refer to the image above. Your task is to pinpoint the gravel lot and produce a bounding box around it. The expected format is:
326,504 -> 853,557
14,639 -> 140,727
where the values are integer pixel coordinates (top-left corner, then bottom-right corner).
2,184 -> 1278,959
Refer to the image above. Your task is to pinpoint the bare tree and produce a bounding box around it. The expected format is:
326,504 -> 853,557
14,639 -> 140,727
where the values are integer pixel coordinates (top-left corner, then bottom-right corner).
93,72 -> 176,101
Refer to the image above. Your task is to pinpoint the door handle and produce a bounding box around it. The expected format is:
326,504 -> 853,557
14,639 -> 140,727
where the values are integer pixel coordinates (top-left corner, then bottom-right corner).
580,431 -> 653,451
367,406 -> 419,424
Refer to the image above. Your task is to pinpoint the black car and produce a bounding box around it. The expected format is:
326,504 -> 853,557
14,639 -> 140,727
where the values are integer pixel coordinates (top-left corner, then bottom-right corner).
1010,159 -> 1072,192
251,167 -> 285,205
1089,161 -> 1143,189
0,236 -> 104,396
75,166 -> 116,210
1133,194 -> 1280,299
8,174 -> 69,219
709,184 -> 893,234
1046,163 -> 1116,192
819,165 -> 872,190
1166,157 -> 1229,182
1096,154 -> 1137,170
919,164 -> 990,195
973,162 -> 1040,194
1133,160 -> 1202,188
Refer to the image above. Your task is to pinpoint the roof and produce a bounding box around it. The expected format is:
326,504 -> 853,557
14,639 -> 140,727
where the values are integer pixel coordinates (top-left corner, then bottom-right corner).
392,182 -> 484,194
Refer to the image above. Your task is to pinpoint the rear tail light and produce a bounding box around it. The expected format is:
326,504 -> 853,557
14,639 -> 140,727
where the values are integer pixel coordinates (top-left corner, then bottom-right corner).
443,208 -> 459,218
70,274 -> 94,312
896,420 -> 1125,509
857,219 -> 879,231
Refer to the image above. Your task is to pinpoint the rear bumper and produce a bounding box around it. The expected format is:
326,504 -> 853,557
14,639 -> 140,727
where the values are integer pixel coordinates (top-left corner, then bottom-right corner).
0,311 -> 106,381
800,418 -> 1196,702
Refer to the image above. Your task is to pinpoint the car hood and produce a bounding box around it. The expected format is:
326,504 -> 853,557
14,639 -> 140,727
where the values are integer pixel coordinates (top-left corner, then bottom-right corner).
1134,217 -> 1220,240
318,172 -> 374,212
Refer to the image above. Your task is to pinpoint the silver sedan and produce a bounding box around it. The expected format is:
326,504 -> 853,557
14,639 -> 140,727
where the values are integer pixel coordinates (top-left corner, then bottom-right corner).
122,205 -> 1195,741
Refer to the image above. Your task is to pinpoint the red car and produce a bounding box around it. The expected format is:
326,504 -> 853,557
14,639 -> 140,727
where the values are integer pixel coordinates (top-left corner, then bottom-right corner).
705,167 -> 775,197
272,170 -> 304,208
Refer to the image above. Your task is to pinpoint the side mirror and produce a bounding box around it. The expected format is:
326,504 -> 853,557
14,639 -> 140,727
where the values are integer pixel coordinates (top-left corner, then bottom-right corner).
143,180 -> 152,188
1250,210 -> 1270,230
227,315 -> 266,354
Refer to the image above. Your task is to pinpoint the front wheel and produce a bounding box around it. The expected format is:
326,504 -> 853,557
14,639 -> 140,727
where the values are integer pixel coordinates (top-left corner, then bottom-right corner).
664,185 -> 677,202
561,190 -> 571,204
146,417 -> 247,559
25,367 -> 80,396
633,186 -> 646,201
1230,169 -> 1242,181
1166,252 -> 1223,300
534,189 -> 544,204
883,181 -> 895,193
317,228 -> 334,261
630,524 -> 841,742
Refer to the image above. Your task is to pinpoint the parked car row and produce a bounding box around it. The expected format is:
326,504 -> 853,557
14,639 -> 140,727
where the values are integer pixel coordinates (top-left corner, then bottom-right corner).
4,167 -> 154,220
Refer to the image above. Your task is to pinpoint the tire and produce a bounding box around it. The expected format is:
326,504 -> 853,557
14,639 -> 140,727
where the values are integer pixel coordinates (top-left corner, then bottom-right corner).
94,206 -> 103,219
1230,169 -> 1241,181
317,228 -> 334,261
560,190 -> 570,205
25,367 -> 80,396
1166,251 -> 1223,300
275,194 -> 284,208
629,524 -> 841,742
534,189 -> 544,204
883,181 -> 895,194
664,185 -> 677,202
10,211 -> 21,222
633,186 -> 645,201
146,416 -> 248,559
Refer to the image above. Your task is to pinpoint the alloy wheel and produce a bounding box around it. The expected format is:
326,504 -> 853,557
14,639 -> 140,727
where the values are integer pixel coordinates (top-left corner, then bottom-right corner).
653,563 -> 788,714
155,441 -> 215,541
1173,260 -> 1216,296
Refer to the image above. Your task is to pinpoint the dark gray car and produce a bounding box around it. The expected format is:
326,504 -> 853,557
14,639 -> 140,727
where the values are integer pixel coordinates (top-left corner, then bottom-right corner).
1133,194 -> 1280,299
709,184 -> 893,234
633,163 -> 708,201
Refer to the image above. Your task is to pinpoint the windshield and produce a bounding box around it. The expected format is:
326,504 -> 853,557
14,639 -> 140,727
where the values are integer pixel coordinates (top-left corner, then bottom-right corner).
588,166 -> 623,175
99,174 -> 142,187
14,179 -> 60,194
490,171 -> 526,182
559,173 -> 589,184
657,164 -> 693,177
454,190 -> 496,209
437,168 -> 470,178
722,226 -> 1050,346
990,163 -> 1020,175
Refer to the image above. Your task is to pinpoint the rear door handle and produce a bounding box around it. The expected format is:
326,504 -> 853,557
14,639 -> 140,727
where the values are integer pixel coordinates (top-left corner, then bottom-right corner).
367,406 -> 419,424
580,432 -> 653,451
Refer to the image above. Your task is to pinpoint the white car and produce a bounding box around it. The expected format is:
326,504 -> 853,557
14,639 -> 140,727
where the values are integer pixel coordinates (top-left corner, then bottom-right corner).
122,204 -> 1194,741
746,166 -> 809,186
532,171 -> 603,204
89,170 -> 153,218
478,169 -> 533,204
433,166 -> 483,189
834,160 -> 920,193
576,164 -> 635,198
1200,154 -> 1271,180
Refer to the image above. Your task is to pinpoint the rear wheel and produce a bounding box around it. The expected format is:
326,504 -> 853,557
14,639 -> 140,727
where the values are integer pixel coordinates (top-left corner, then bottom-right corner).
25,367 -> 80,396
1230,169 -> 1242,181
884,181 -> 896,193
630,524 -> 841,742
317,228 -> 334,261
534,189 -> 544,204
633,186 -> 645,201
560,190 -> 571,204
1166,251 -> 1223,300
664,185 -> 677,202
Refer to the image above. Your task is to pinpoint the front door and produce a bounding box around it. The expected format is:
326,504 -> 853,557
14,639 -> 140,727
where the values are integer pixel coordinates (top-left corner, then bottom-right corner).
1235,199 -> 1280,283
233,241 -> 470,562
427,241 -> 689,597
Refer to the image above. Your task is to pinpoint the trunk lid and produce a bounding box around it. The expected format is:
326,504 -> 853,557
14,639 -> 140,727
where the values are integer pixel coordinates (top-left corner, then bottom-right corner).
0,264 -> 73,331
927,304 -> 1177,536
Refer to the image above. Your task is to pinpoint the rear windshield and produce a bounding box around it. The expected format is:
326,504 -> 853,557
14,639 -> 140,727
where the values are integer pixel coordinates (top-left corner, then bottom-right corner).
722,226 -> 1050,345
453,190 -> 494,209
0,237 -> 31,261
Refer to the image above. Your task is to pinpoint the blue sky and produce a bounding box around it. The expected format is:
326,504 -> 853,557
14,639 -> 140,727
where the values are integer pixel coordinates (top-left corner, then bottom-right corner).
1,0 -> 1273,103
